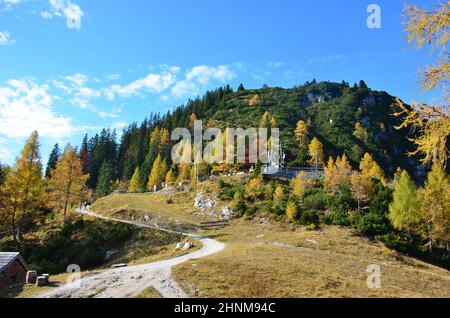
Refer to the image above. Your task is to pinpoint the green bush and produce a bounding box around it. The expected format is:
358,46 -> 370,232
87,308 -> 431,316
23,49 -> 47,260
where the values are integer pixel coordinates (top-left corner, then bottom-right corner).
355,182 -> 393,236
243,206 -> 258,220
325,212 -> 352,226
327,185 -> 356,215
355,212 -> 391,236
20,218 -> 134,274
376,233 -> 450,270
298,210 -> 320,226
106,224 -> 132,248
234,198 -> 248,217
302,189 -> 327,211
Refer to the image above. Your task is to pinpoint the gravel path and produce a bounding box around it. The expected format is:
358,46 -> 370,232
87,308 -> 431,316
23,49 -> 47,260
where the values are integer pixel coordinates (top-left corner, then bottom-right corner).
37,209 -> 225,298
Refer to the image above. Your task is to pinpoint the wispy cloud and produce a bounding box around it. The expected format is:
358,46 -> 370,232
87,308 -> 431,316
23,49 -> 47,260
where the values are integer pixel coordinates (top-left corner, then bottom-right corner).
267,61 -> 286,68
106,74 -> 121,81
60,73 -> 100,110
307,54 -> 346,66
0,31 -> 14,45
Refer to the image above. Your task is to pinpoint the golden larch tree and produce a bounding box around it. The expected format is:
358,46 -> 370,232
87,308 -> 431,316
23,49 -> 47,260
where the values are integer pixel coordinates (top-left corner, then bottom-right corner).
285,201 -> 298,222
291,171 -> 312,199
420,163 -> 450,256
389,170 -> 422,237
350,171 -> 374,211
359,153 -> 387,185
48,146 -> 89,220
295,120 -> 308,141
165,168 -> 176,185
308,137 -> 324,168
129,167 -> 141,193
147,154 -> 167,189
0,131 -> 44,241
394,1 -> 450,168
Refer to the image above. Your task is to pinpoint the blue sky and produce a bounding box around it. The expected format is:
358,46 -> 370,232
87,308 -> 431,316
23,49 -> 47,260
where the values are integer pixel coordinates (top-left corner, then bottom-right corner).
0,0 -> 439,166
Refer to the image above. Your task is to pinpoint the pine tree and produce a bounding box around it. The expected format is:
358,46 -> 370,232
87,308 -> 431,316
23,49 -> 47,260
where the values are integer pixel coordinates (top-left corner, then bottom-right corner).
96,161 -> 113,197
308,137 -> 324,169
79,134 -> 91,175
45,143 -> 60,178
231,191 -> 247,216
129,167 -> 141,193
389,171 -> 422,236
48,145 -> 89,220
238,83 -> 245,91
420,163 -> 450,256
253,158 -> 262,177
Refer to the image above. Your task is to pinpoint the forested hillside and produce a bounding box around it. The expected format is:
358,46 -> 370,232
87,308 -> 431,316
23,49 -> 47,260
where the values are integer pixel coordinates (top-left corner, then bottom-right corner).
74,80 -> 421,192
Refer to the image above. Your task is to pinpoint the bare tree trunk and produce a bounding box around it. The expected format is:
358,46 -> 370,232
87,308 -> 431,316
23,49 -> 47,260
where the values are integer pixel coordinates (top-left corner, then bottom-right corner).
18,222 -> 23,242
11,227 -> 17,242
446,240 -> 449,260
427,223 -> 433,255
63,199 -> 69,220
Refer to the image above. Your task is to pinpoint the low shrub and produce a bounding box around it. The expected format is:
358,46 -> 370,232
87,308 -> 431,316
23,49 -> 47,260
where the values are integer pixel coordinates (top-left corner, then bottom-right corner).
298,210 -> 320,226
302,189 -> 327,211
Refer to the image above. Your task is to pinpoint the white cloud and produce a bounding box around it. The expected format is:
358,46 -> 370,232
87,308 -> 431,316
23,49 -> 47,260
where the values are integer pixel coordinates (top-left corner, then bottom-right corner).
0,31 -> 14,45
99,111 -> 118,119
104,70 -> 177,100
59,73 -> 100,110
40,10 -> 52,19
159,95 -> 170,102
99,106 -> 122,119
171,65 -> 236,98
308,54 -> 346,65
185,65 -> 235,84
0,0 -> 22,10
106,74 -> 121,81
267,61 -> 286,68
46,0 -> 84,29
0,79 -> 74,139
65,73 -> 87,87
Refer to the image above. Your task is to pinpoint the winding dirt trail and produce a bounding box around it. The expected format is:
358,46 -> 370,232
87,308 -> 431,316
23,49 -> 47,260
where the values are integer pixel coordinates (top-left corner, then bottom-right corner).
37,209 -> 225,298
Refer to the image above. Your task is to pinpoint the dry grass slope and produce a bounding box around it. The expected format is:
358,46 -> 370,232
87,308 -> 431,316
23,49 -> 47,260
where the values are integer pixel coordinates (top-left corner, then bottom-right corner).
173,220 -> 450,298
89,181 -> 450,298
